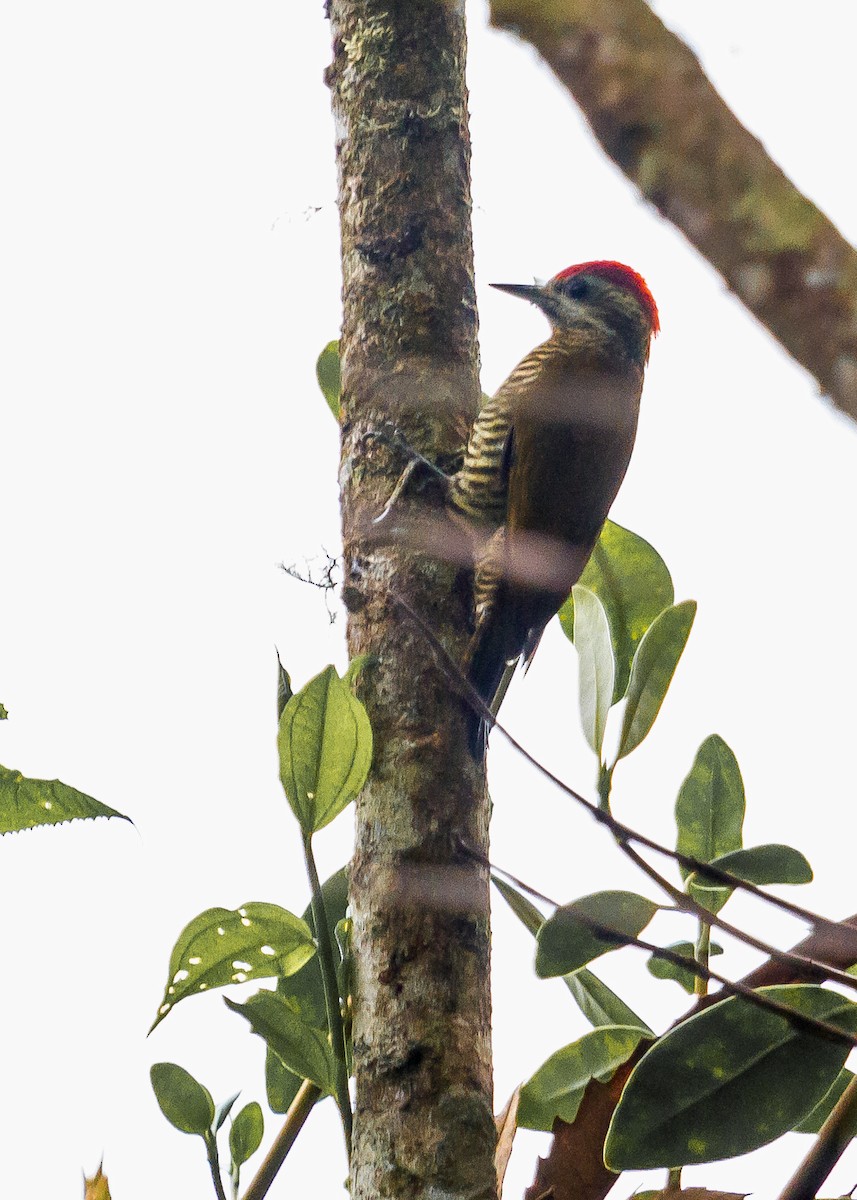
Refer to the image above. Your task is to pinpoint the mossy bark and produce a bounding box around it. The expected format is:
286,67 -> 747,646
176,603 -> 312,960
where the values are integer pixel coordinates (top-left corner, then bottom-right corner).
492,0 -> 857,424
325,3 -> 496,1198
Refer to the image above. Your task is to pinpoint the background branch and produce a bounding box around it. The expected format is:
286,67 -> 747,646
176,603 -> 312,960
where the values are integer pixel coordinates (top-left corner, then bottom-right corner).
491,0 -> 857,422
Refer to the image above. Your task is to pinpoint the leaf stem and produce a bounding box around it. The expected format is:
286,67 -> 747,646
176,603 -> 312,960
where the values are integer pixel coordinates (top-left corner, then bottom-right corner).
303,834 -> 353,1156
240,1080 -> 321,1200
694,920 -> 710,997
204,1133 -> 229,1200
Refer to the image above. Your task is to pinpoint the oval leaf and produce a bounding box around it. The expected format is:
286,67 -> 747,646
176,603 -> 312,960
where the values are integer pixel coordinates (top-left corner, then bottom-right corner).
572,585 -> 615,757
227,990 -> 337,1096
705,843 -> 813,888
616,600 -> 696,761
150,1063 -> 215,1137
559,520 -> 674,701
230,1101 -> 264,1168
646,941 -> 723,995
316,340 -> 341,419
605,985 -> 857,1170
151,902 -> 316,1030
676,735 -> 745,911
278,665 -> 372,834
0,763 -> 130,834
519,1025 -> 648,1132
536,891 -> 659,978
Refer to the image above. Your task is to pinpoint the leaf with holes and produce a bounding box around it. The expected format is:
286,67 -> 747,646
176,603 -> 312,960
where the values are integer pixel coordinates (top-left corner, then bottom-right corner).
0,763 -> 130,834
316,341 -> 340,419
278,665 -> 372,835
519,1025 -> 648,1131
572,585 -> 615,757
559,520 -> 674,702
230,1101 -> 264,1168
616,601 -> 696,761
605,985 -> 857,1170
150,1063 -> 215,1137
536,891 -> 659,978
151,903 -> 316,1031
227,990 -> 337,1095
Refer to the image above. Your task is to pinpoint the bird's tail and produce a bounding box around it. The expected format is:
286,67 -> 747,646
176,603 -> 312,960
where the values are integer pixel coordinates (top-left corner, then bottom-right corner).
465,614 -> 515,759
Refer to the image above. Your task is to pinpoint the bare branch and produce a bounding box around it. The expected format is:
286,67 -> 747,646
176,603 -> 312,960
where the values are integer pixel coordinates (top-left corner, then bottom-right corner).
490,0 -> 857,423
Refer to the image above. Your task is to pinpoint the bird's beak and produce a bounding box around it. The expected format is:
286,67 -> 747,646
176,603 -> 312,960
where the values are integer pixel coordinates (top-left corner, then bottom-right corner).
489,282 -> 546,303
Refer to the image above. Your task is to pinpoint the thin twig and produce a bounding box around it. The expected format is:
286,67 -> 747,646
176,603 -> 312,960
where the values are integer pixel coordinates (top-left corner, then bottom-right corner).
392,593 -> 857,992
240,1080 -> 321,1200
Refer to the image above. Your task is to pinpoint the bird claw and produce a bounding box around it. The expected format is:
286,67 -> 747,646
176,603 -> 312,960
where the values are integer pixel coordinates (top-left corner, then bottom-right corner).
365,426 -> 452,525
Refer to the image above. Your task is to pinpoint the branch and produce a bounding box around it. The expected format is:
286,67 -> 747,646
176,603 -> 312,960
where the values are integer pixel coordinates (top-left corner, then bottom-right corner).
490,0 -> 857,423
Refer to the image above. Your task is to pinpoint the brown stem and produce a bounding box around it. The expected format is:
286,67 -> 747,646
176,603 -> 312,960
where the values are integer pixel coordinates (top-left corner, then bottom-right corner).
240,1081 -> 320,1200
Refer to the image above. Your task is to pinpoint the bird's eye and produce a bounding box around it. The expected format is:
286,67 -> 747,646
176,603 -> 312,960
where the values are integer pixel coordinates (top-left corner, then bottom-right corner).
563,278 -> 588,299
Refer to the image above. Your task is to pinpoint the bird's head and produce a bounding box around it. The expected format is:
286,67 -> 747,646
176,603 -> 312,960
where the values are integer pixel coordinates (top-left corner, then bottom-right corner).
491,260 -> 659,363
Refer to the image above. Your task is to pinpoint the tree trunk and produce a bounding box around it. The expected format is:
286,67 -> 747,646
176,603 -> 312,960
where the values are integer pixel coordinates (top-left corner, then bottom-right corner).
326,3 -> 496,1198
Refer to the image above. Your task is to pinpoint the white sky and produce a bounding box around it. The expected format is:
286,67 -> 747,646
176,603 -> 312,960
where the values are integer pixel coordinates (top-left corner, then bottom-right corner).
3,2 -> 857,1197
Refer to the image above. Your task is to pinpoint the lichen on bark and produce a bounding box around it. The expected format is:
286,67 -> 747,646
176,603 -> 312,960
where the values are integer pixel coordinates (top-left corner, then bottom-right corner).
326,2 -> 496,1197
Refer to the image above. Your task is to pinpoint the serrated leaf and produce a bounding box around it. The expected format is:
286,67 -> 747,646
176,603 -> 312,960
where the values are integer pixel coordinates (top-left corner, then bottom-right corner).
150,1063 -> 215,1137
794,1068 -> 854,1133
267,868 -> 348,1113
316,341 -> 341,419
519,1025 -> 648,1131
646,941 -> 723,994
0,763 -> 130,834
675,736 -> 745,911
491,876 -> 650,1032
227,990 -> 337,1095
616,601 -> 696,761
230,1101 -> 264,1168
559,520 -> 674,701
572,585 -> 615,756
536,891 -> 659,978
213,1091 -> 241,1133
151,902 -> 316,1031
278,665 -> 372,834
605,985 -> 857,1170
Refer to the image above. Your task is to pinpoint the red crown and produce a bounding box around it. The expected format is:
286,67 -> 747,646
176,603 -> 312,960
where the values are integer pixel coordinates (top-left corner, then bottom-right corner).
552,261 -> 660,334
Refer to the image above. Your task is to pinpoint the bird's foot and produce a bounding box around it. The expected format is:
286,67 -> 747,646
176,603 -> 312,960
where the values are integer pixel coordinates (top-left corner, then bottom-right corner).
364,425 -> 452,525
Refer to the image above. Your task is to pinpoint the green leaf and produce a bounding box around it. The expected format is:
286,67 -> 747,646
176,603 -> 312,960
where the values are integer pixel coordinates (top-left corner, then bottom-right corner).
316,341 -> 341,420
278,665 -> 372,834
150,1063 -> 215,1137
227,990 -> 337,1096
616,600 -> 696,761
0,763 -> 131,834
491,876 -> 650,1033
213,1091 -> 240,1133
794,1068 -> 854,1133
571,585 -> 615,757
151,903 -> 316,1031
276,653 -> 293,721
267,868 -> 348,1113
675,736 -> 745,911
605,985 -> 857,1170
558,520 -> 674,702
697,844 -> 814,889
646,941 -> 724,994
230,1101 -> 264,1168
519,1025 -> 648,1132
0,703 -> 8,720
564,969 -> 653,1034
536,891 -> 659,978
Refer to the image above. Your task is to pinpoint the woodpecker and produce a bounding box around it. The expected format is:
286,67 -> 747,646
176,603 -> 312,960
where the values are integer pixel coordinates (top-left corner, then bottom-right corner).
449,261 -> 660,757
